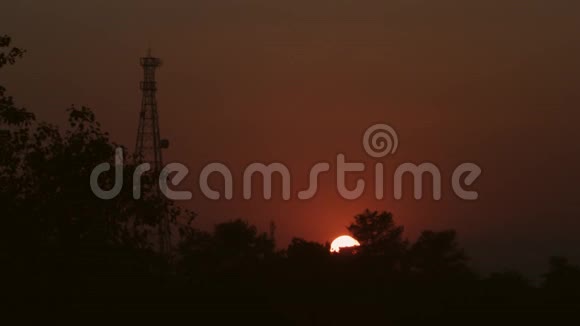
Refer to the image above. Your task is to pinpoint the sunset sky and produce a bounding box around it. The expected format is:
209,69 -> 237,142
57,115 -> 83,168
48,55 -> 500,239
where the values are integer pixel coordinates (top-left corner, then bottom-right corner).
3,0 -> 580,275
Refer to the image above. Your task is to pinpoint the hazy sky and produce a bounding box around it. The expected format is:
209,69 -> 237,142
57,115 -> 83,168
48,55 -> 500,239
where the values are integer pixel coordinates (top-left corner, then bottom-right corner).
3,0 -> 580,275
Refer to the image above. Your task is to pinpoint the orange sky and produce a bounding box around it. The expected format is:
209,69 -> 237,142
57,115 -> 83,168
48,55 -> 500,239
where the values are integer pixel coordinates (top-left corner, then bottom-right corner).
3,0 -> 580,274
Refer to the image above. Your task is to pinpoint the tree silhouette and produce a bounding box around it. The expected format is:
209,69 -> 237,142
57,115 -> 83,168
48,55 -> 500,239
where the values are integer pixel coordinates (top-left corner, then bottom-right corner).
542,256 -> 580,303
0,35 -> 31,126
211,219 -> 275,262
409,230 -> 470,277
286,237 -> 330,261
347,209 -> 408,258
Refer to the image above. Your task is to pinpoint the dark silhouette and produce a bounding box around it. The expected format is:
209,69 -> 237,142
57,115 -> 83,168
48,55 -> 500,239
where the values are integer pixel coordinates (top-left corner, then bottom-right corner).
347,209 -> 408,257
409,230 -> 470,277
287,238 -> 330,261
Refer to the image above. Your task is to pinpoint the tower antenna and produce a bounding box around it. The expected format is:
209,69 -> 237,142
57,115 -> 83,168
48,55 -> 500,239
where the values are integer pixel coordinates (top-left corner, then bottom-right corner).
135,49 -> 170,254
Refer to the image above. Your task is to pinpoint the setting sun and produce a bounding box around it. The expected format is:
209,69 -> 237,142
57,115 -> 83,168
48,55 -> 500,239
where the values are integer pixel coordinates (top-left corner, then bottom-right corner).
330,235 -> 360,253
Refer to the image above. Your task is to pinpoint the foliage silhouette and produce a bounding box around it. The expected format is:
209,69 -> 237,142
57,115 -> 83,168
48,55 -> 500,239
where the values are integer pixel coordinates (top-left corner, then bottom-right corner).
347,209 -> 408,257
287,237 -> 330,261
542,256 -> 580,303
409,229 -> 470,278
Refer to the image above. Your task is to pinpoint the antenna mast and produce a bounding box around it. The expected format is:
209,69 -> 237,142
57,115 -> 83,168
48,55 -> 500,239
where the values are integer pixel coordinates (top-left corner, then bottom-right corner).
135,50 -> 170,254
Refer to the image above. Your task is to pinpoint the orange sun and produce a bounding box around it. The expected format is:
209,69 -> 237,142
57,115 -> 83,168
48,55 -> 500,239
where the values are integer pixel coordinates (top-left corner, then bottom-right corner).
330,235 -> 360,253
